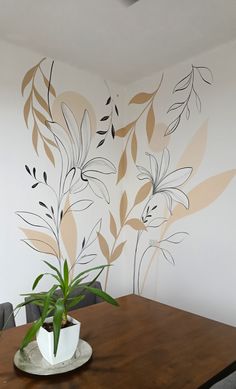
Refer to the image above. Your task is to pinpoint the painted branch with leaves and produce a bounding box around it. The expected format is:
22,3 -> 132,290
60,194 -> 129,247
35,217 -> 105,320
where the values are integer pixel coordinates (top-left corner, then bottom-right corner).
115,74 -> 163,184
97,181 -> 152,290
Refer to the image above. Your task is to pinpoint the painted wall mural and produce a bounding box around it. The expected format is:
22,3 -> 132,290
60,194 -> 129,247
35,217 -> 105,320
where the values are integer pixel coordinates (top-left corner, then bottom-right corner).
17,57 -> 236,303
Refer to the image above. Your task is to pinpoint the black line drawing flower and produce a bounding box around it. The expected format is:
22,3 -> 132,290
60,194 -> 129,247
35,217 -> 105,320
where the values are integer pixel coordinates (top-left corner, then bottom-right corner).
137,148 -> 192,213
47,103 -> 116,203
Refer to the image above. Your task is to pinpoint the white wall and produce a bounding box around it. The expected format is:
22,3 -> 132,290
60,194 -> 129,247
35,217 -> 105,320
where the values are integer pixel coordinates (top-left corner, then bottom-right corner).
125,40 -> 236,326
0,39 -> 236,327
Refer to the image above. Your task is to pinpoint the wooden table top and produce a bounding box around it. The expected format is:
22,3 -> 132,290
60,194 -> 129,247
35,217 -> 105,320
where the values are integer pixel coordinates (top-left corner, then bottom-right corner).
1,294 -> 236,388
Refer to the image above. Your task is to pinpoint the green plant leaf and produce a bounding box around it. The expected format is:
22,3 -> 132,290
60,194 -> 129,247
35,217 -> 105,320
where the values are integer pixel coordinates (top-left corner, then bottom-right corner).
43,260 -> 64,286
63,260 -> 69,292
69,264 -> 109,289
32,273 -> 45,290
20,317 -> 43,350
66,295 -> 85,310
53,298 -> 65,356
83,286 -> 119,306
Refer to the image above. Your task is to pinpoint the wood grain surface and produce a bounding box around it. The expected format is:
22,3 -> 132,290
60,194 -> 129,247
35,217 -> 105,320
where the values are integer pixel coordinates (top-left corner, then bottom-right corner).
1,294 -> 236,388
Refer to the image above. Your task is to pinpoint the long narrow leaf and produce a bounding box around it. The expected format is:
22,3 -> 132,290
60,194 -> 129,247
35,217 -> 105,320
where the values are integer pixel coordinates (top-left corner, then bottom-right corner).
20,317 -> 43,350
63,260 -> 69,292
83,286 -> 119,306
43,260 -> 64,286
66,295 -> 85,310
32,273 -> 44,290
53,298 -> 65,356
69,264 -> 109,288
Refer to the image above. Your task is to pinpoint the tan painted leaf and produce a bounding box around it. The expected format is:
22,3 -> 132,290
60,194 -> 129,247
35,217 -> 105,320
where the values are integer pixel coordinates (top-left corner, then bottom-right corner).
21,228 -> 59,257
165,169 -> 236,231
21,65 -> 36,95
110,241 -> 126,263
125,218 -> 146,231
60,197 -> 77,267
129,92 -> 153,105
177,120 -> 208,175
33,87 -> 49,114
34,108 -> 47,125
116,122 -> 134,137
44,142 -> 55,165
109,212 -> 117,239
117,149 -> 127,184
97,232 -> 110,261
134,181 -> 152,206
43,74 -> 56,97
23,95 -> 31,128
120,191 -> 128,226
32,122 -> 39,154
131,131 -> 137,162
146,104 -> 155,143
44,137 -> 58,148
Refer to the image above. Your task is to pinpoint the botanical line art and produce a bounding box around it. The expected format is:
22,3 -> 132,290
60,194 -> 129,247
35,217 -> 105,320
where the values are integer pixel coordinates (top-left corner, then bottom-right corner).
166,65 -> 213,135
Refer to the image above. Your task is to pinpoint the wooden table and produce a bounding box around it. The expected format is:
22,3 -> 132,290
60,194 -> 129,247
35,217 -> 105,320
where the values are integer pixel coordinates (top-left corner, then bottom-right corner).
1,294 -> 236,388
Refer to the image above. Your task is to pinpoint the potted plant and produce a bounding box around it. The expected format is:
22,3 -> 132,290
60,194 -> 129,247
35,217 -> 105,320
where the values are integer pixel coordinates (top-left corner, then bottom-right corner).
17,259 -> 118,365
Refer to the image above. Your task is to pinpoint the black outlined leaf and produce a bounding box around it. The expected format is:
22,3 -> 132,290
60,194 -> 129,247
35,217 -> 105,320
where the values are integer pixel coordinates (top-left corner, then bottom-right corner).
51,206 -> 54,215
82,237 -> 85,248
43,172 -> 47,184
165,116 -> 180,136
32,167 -> 36,178
111,124 -> 115,139
160,248 -> 175,265
163,232 -> 189,244
186,106 -> 190,120
46,214 -> 53,219
167,102 -> 184,113
96,130 -> 107,135
196,66 -> 213,85
39,201 -> 47,208
100,116 -> 109,121
195,92 -> 201,112
106,96 -> 111,105
173,73 -> 191,92
60,210 -> 63,221
115,105 -> 119,116
32,183 -> 39,189
97,139 -> 105,148
25,165 -> 31,175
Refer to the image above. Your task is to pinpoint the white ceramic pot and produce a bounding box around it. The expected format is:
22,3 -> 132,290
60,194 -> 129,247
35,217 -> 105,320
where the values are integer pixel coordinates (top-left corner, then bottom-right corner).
36,315 -> 81,365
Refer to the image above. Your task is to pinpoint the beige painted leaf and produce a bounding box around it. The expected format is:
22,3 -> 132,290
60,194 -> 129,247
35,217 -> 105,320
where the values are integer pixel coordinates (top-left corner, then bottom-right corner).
177,120 -> 208,174
125,218 -> 146,231
97,232 -> 110,261
120,191 -> 128,226
43,74 -> 56,97
117,149 -> 127,184
23,95 -> 31,127
129,92 -> 153,105
33,87 -> 50,114
110,241 -> 126,263
146,104 -> 155,143
44,137 -> 58,148
21,228 -> 59,257
60,197 -> 77,267
44,142 -> 55,166
32,122 -> 39,154
109,212 -> 117,239
165,169 -> 236,231
134,181 -> 152,206
116,122 -> 134,137
34,108 -> 47,126
131,131 -> 137,163
21,65 -> 36,95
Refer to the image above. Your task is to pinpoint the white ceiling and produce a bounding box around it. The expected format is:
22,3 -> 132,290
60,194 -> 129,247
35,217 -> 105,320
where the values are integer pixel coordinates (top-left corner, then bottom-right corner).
1,0 -> 236,84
